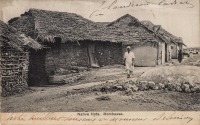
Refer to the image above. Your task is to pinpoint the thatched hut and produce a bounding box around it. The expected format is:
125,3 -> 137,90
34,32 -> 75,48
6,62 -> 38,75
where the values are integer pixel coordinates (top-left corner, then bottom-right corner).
104,14 -> 162,67
8,9 -> 125,85
8,9 -> 181,85
97,15 -> 182,66
0,20 -> 42,96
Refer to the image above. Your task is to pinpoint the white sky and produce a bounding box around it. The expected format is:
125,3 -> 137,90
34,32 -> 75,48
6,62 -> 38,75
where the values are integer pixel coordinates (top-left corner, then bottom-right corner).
0,0 -> 199,47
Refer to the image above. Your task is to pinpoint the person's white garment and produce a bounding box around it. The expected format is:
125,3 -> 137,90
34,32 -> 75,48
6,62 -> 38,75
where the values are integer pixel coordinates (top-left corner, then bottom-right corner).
124,51 -> 135,72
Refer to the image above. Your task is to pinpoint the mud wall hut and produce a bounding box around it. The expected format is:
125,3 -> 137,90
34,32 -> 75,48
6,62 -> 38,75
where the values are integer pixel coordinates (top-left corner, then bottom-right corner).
0,21 -> 42,96
141,20 -> 186,60
100,14 -> 181,66
106,14 -> 162,67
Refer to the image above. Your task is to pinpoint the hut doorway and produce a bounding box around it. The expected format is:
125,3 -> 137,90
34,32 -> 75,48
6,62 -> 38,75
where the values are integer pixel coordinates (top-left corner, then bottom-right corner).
165,43 -> 168,62
88,44 -> 99,67
160,42 -> 165,65
28,49 -> 48,86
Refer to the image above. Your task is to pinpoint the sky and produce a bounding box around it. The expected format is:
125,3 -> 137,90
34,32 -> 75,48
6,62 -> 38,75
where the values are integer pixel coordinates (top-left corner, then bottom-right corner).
0,0 -> 199,48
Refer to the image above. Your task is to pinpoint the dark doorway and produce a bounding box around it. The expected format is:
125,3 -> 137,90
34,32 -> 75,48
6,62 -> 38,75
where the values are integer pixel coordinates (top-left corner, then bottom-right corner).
28,49 -> 48,86
28,37 -> 62,86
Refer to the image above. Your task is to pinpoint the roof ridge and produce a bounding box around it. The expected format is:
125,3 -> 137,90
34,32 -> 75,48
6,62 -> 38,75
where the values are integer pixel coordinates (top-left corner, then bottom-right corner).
107,14 -> 139,26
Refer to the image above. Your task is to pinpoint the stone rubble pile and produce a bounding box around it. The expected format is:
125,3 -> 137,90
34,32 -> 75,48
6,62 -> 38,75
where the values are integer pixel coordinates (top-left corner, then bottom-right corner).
91,79 -> 200,94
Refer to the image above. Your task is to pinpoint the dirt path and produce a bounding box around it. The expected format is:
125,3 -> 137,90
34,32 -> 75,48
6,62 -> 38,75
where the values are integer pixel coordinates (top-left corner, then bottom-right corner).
1,65 -> 200,112
76,65 -> 152,84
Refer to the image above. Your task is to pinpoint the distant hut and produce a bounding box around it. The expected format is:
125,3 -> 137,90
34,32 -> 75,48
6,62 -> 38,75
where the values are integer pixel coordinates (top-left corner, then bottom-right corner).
141,20 -> 186,60
0,20 -> 42,96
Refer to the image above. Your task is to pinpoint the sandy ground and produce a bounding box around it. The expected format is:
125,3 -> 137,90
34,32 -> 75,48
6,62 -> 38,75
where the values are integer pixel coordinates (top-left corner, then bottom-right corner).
1,55 -> 200,112
2,90 -> 199,112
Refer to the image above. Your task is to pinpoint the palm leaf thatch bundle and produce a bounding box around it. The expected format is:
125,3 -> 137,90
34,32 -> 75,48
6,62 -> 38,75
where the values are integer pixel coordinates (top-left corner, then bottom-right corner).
0,20 -> 42,51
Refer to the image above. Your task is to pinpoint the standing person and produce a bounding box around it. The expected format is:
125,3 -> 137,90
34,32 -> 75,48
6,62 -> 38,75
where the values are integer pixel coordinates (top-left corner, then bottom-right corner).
124,46 -> 135,78
178,49 -> 183,63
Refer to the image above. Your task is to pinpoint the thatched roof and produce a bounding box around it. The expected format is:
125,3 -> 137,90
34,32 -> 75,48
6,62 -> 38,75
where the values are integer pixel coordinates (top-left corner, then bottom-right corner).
9,9 -> 159,45
9,9 -> 185,47
9,9 -> 103,43
0,20 -> 42,51
141,20 -> 186,46
104,14 -> 158,45
87,14 -> 158,45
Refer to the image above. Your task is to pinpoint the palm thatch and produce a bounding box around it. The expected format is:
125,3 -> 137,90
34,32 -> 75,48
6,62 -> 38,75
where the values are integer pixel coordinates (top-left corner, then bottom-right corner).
141,20 -> 186,46
0,20 -> 42,51
9,9 -> 102,43
9,9 -> 158,45
103,14 -> 158,45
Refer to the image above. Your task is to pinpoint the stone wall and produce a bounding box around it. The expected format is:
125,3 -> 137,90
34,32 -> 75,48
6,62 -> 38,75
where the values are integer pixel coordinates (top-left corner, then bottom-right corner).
1,42 -> 29,96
